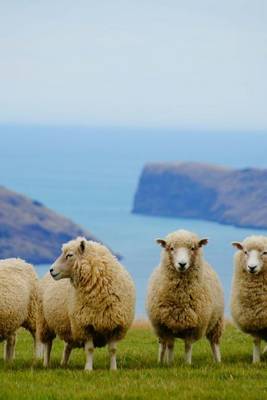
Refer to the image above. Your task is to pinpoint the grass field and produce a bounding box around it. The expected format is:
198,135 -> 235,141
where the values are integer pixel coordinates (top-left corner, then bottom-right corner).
1,323 -> 267,400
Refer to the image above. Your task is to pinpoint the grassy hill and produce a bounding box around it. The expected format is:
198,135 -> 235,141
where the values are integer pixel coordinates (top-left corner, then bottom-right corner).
1,323 -> 267,400
0,186 -> 120,264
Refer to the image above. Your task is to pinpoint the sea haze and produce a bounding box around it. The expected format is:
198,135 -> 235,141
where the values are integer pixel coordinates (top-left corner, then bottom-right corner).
0,125 -> 266,316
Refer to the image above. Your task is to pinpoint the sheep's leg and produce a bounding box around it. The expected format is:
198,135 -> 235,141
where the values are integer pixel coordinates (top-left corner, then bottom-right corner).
84,338 -> 94,371
206,317 -> 223,363
210,342 -> 221,363
184,340 -> 193,364
165,339 -> 175,365
158,340 -> 166,364
43,340 -> 53,367
253,337 -> 261,363
4,333 -> 16,362
108,341 -> 117,371
35,338 -> 44,360
61,342 -> 72,367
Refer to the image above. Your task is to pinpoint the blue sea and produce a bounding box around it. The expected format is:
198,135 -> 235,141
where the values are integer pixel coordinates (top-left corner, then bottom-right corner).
0,125 -> 267,316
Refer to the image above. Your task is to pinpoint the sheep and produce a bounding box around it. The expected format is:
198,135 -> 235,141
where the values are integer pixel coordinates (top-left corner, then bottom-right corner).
0,258 -> 41,362
231,235 -> 267,363
146,229 -> 224,365
38,237 -> 136,370
36,273 -> 77,367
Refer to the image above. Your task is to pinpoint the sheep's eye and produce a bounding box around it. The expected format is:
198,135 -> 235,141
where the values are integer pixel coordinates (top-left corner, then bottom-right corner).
169,247 -> 174,251
244,251 -> 248,255
191,247 -> 195,251
66,254 -> 73,259
263,251 -> 267,256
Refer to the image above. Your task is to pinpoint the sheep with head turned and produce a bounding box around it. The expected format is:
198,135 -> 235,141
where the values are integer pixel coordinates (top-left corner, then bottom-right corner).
146,229 -> 224,365
38,237 -> 135,370
231,235 -> 267,363
0,258 -> 41,362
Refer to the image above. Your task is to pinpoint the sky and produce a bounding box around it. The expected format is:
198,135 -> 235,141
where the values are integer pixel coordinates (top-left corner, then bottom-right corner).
0,0 -> 266,130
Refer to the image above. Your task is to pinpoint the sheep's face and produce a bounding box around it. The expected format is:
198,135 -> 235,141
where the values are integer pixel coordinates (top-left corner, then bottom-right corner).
232,241 -> 267,275
50,237 -> 86,280
156,236 -> 208,273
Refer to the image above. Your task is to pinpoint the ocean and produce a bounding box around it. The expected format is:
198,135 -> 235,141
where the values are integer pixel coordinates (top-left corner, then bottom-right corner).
0,125 -> 267,316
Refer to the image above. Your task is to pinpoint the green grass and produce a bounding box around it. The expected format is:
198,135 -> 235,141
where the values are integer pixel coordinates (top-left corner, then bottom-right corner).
1,324 -> 267,400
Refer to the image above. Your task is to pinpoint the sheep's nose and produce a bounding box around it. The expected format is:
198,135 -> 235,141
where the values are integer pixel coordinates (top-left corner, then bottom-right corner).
179,262 -> 187,270
248,265 -> 257,273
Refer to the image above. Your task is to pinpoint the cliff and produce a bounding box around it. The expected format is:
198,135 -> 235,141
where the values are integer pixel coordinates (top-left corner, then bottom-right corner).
0,186 -> 110,264
132,162 -> 267,230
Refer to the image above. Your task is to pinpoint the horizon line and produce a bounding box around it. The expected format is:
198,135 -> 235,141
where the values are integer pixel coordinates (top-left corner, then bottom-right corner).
0,122 -> 267,135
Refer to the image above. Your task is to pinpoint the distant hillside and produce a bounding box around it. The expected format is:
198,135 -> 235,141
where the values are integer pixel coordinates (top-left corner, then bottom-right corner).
132,162 -> 267,230
0,186 -> 111,264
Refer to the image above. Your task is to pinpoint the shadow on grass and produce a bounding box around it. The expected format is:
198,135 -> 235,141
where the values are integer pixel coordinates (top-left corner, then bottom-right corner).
2,351 -> 266,373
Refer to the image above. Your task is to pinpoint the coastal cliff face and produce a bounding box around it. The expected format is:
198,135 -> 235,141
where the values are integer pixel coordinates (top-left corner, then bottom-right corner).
132,162 -> 267,230
0,186 -> 100,264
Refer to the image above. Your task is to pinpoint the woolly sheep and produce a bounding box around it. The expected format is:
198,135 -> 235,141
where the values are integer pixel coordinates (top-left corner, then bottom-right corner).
146,229 -> 224,365
0,258 -> 41,362
36,273 -> 76,367
231,235 -> 267,363
38,237 -> 136,370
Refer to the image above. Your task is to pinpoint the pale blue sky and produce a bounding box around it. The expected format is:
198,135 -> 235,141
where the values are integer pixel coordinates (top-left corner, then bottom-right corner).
0,1 -> 266,130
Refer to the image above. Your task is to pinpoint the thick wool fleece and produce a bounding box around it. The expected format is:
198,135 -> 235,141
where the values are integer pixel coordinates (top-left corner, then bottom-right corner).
147,230 -> 224,343
231,236 -> 267,338
37,274 -> 74,344
38,240 -> 135,347
0,258 -> 39,341
68,241 -> 136,346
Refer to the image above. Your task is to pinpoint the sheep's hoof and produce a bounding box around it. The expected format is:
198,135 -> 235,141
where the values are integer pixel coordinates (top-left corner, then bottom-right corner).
4,358 -> 14,364
84,366 -> 93,371
252,359 -> 260,364
60,362 -> 67,368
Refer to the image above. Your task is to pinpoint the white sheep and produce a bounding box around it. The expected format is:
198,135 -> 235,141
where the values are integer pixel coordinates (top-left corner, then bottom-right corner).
231,235 -> 267,363
0,258 -> 41,362
37,273 -> 75,367
37,237 -> 136,370
147,229 -> 224,365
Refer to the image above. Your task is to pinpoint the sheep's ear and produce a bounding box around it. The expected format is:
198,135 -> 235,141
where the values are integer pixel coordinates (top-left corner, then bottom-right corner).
232,242 -> 243,250
79,239 -> 86,253
156,239 -> 167,248
198,238 -> 208,247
